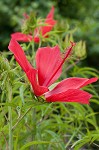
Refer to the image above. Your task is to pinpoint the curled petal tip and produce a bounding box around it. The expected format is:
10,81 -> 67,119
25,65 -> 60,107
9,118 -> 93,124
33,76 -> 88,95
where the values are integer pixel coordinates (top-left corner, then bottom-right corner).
70,41 -> 76,47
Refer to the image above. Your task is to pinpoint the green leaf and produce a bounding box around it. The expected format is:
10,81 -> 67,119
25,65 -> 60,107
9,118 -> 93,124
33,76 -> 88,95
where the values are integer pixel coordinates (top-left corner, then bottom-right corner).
20,141 -> 55,150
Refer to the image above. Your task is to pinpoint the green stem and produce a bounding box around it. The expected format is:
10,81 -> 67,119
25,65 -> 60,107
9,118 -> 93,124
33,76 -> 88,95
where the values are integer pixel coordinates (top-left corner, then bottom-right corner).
65,123 -> 82,149
12,107 -> 32,131
12,102 -> 46,131
8,106 -> 13,150
8,82 -> 13,150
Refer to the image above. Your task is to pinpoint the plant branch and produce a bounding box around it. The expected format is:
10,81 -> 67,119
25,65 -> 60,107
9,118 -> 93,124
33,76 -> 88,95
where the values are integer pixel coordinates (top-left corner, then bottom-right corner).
12,107 -> 32,131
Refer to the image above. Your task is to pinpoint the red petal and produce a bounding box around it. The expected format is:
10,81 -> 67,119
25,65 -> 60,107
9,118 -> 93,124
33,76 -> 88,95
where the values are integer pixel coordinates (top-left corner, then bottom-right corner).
46,6 -> 55,19
8,39 -> 32,72
45,77 -> 98,97
36,46 -> 62,87
41,20 -> 56,36
41,6 -> 56,36
11,32 -> 33,42
45,89 -> 92,104
26,69 -> 48,96
80,77 -> 98,87
33,6 -> 56,42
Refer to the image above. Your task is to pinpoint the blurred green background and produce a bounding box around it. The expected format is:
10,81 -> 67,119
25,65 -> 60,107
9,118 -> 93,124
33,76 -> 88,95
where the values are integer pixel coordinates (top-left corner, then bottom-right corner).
0,0 -> 99,68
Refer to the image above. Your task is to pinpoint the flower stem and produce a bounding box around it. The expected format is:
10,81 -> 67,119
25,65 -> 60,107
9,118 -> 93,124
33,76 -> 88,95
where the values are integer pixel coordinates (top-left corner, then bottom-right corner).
8,82 -> 13,150
12,107 -> 32,131
8,106 -> 13,150
12,102 -> 46,131
65,123 -> 82,149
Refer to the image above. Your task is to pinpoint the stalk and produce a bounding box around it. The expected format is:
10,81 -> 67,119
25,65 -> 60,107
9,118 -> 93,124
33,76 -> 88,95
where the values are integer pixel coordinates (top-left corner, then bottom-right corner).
7,81 -> 13,150
12,107 -> 32,131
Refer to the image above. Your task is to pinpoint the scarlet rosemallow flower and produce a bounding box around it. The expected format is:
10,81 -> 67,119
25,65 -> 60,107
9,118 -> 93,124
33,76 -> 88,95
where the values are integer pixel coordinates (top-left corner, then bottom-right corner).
11,7 -> 56,43
8,39 -> 98,104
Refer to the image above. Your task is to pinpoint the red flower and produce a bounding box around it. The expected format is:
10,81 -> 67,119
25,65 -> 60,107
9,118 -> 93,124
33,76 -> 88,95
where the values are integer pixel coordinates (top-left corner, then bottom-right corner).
8,39 -> 98,104
11,7 -> 56,43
